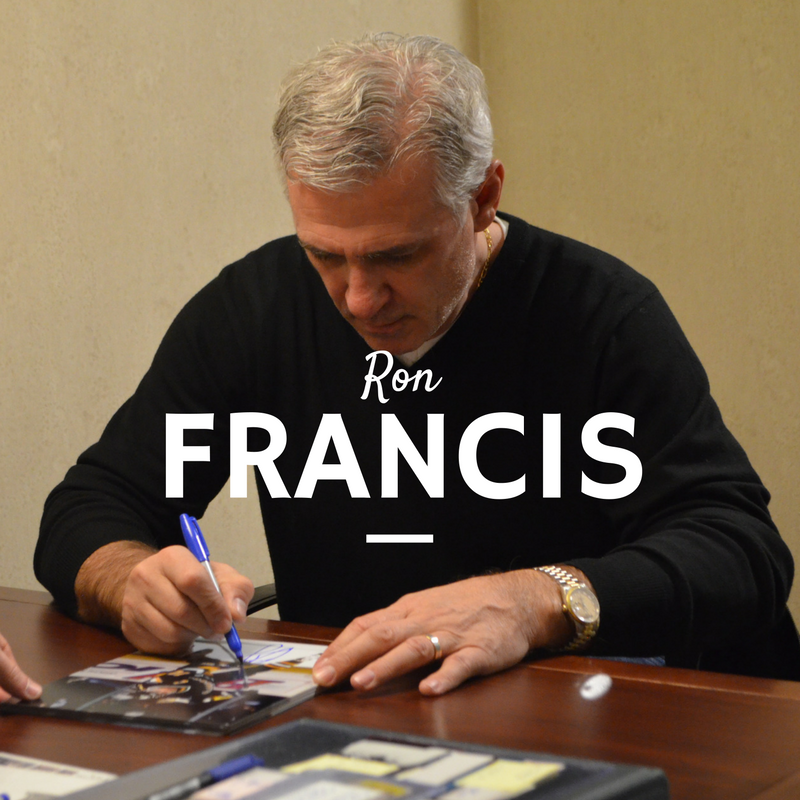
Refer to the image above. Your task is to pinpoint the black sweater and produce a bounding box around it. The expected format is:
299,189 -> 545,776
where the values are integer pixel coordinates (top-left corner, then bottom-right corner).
36,214 -> 799,679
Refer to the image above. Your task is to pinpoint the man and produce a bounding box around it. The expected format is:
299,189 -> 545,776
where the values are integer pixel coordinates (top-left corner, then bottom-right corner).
35,33 -> 799,693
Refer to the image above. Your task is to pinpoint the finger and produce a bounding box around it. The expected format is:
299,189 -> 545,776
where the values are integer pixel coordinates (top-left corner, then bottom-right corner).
127,584 -> 212,642
0,663 -> 41,700
313,614 -> 416,687
158,549 -> 233,635
121,609 -> 197,656
126,557 -> 217,639
419,646 -> 494,696
321,607 -> 401,658
122,576 -> 216,655
213,562 -> 254,623
351,634 -> 445,691
0,637 -> 42,701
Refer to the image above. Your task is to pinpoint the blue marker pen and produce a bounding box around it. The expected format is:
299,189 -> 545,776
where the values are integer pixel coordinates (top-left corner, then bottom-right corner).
180,513 -> 245,680
146,754 -> 264,800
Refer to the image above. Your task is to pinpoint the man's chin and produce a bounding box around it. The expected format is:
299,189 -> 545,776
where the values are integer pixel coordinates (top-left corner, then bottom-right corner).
355,323 -> 423,357
360,336 -> 416,357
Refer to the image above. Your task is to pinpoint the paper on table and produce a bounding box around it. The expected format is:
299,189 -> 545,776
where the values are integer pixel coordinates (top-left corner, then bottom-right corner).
265,779 -> 384,800
394,752 -> 494,786
0,751 -> 115,800
191,767 -> 287,799
341,741 -> 448,768
3,638 -> 328,736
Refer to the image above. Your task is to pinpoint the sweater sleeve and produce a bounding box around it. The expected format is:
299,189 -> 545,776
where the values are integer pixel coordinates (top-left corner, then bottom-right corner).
35,264 -> 258,615
567,291 -> 794,669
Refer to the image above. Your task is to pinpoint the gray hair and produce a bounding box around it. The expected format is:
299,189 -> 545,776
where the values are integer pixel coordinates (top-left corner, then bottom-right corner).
272,32 -> 493,215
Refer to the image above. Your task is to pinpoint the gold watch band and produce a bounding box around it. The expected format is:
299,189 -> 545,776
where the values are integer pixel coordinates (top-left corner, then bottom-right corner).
535,565 -> 600,652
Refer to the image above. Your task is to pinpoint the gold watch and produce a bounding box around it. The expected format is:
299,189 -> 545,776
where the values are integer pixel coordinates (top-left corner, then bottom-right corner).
535,565 -> 600,652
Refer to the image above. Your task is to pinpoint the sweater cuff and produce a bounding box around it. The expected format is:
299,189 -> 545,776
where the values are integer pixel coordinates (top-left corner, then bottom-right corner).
568,551 -> 677,656
36,507 -> 157,618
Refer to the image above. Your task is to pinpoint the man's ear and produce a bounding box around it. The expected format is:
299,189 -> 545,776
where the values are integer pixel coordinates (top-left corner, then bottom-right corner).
471,160 -> 505,231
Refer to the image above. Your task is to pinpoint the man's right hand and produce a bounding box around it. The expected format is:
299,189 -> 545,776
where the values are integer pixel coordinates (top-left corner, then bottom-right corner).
74,542 -> 254,656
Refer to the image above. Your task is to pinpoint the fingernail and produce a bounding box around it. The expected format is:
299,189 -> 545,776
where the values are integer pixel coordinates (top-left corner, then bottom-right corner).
313,664 -> 336,686
234,599 -> 247,619
24,679 -> 42,700
421,678 -> 441,695
351,669 -> 376,690
210,633 -> 226,644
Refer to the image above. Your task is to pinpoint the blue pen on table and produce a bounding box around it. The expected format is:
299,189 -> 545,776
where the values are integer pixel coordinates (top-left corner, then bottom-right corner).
179,513 -> 246,683
146,753 -> 264,800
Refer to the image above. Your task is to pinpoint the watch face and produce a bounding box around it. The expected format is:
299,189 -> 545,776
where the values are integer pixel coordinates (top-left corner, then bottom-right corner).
566,587 -> 600,624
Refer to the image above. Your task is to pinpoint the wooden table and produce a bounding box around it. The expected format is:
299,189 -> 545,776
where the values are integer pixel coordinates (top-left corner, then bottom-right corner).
2,587 -> 800,799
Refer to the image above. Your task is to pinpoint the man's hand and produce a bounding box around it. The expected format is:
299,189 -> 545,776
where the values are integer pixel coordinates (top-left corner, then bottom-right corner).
312,569 -> 575,696
75,542 -> 254,656
0,632 -> 42,703
120,546 -> 254,655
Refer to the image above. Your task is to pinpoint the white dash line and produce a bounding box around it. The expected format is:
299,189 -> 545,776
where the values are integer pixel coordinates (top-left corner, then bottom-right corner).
366,534 -> 434,544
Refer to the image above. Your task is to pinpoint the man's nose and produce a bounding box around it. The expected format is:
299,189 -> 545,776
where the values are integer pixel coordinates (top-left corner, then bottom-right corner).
344,265 -> 390,320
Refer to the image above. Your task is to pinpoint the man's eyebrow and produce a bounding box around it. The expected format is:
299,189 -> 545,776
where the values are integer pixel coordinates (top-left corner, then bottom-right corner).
297,239 -> 336,257
362,244 -> 421,260
297,239 -> 421,260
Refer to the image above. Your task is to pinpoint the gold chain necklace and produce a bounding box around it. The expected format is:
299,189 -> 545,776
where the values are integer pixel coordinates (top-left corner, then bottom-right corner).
476,226 -> 493,288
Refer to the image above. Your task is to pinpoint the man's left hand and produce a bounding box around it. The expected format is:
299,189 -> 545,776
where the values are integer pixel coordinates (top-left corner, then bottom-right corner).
312,569 -> 572,695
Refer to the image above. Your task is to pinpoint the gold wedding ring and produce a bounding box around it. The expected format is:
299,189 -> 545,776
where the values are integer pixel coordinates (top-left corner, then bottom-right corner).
426,634 -> 443,661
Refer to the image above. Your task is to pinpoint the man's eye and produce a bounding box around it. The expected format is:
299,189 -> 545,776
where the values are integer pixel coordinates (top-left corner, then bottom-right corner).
308,251 -> 342,265
368,253 -> 414,267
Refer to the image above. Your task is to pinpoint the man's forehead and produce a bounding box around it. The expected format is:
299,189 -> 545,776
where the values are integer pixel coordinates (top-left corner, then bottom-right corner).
288,153 -> 450,213
287,170 -> 456,257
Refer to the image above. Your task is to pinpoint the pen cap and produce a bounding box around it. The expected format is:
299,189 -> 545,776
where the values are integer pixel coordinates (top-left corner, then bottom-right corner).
208,754 -> 264,781
226,623 -> 243,658
180,514 -> 210,562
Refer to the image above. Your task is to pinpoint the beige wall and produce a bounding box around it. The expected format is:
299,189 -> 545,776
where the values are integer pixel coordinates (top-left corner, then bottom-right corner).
2,1 -> 798,622
0,1 -> 477,608
479,0 -> 800,619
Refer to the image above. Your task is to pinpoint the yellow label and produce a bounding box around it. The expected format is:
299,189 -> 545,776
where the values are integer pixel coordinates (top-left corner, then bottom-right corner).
282,754 -> 398,777
360,780 -> 407,796
457,760 -> 563,793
